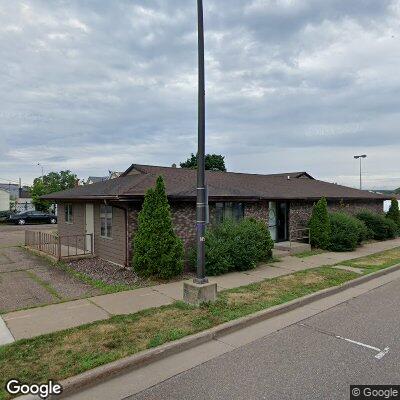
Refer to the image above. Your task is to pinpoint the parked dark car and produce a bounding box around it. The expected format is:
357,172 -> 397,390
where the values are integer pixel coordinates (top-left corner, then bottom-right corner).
9,211 -> 57,225
0,210 -> 15,222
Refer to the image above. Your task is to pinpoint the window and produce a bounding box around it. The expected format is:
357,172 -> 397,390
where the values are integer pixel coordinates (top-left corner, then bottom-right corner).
100,205 -> 112,238
215,202 -> 244,223
65,204 -> 73,223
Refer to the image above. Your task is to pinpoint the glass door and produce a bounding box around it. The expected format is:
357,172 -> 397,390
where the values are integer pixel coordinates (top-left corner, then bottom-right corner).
268,201 -> 277,242
277,201 -> 289,242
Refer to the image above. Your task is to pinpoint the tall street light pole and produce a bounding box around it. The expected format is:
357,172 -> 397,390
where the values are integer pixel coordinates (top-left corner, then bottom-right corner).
354,154 -> 367,190
37,163 -> 44,180
194,0 -> 208,284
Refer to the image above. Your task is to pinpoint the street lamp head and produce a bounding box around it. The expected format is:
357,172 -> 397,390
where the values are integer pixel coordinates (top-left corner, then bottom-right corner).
354,154 -> 367,159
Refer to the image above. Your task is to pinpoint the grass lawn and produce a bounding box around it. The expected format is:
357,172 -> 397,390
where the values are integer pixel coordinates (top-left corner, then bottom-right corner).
339,246 -> 400,274
294,249 -> 325,258
0,267 -> 357,400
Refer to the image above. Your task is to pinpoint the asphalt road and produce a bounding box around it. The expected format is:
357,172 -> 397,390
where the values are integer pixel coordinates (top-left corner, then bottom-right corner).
128,277 -> 400,400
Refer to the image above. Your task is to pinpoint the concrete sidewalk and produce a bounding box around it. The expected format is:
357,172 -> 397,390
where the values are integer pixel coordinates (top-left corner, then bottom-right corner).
2,238 -> 400,344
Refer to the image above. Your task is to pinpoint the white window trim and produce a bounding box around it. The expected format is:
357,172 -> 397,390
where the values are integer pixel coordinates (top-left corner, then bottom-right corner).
65,203 -> 73,224
100,205 -> 113,239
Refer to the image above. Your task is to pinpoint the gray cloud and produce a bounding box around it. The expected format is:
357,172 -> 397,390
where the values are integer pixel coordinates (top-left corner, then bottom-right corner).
0,0 -> 400,189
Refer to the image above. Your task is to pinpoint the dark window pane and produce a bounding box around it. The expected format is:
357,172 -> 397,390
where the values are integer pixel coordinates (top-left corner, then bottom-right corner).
106,218 -> 112,237
100,217 -> 106,236
216,203 -> 223,224
233,203 -> 244,221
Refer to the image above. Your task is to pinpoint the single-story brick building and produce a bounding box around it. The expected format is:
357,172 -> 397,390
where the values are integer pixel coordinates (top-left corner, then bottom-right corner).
43,164 -> 389,267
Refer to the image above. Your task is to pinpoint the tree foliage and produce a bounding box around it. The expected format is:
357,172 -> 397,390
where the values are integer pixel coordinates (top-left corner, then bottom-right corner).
30,170 -> 77,211
309,197 -> 331,249
132,175 -> 184,279
386,198 -> 400,229
180,153 -> 226,171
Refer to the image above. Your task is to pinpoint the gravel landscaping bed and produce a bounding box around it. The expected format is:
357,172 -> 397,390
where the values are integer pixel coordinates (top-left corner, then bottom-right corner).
65,257 -> 195,288
66,258 -> 146,286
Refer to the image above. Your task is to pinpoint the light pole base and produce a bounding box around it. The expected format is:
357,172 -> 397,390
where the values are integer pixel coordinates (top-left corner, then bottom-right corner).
183,281 -> 217,305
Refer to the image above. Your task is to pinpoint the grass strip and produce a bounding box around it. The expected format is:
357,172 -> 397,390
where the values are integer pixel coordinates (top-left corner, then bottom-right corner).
338,246 -> 400,274
24,270 -> 63,301
0,266 -> 357,400
294,249 -> 325,258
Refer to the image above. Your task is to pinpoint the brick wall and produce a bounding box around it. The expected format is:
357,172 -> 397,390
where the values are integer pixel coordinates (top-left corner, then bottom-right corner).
289,199 -> 385,233
244,201 -> 269,220
127,201 -> 269,265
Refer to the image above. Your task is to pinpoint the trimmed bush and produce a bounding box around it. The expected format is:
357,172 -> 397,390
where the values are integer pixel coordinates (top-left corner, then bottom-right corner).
387,198 -> 400,230
309,197 -> 331,249
132,175 -> 184,279
354,218 -> 372,244
191,218 -> 274,276
356,210 -> 398,241
231,218 -> 274,271
329,212 -> 365,251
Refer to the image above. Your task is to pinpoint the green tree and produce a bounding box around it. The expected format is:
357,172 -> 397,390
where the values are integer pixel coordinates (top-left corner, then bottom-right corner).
30,170 -> 77,211
309,197 -> 331,249
132,175 -> 184,279
386,198 -> 400,229
180,153 -> 226,171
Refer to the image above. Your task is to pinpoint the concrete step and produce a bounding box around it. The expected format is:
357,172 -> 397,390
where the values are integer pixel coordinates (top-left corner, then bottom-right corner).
274,241 -> 311,255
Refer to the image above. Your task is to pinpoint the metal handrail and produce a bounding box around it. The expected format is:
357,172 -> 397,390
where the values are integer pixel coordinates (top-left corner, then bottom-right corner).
289,227 -> 311,247
25,231 -> 93,260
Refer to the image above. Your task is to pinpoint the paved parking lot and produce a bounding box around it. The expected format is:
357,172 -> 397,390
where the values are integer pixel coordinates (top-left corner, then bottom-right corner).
0,224 -> 100,313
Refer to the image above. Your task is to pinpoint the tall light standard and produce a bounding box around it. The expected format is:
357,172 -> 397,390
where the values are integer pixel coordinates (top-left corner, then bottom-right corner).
37,163 -> 44,180
194,0 -> 208,284
354,154 -> 367,190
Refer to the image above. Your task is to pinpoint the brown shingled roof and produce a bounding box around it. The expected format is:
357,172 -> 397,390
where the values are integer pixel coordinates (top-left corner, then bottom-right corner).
42,164 -> 390,201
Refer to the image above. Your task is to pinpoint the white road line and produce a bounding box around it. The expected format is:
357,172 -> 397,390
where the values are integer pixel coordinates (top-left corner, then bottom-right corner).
335,335 -> 381,352
375,347 -> 390,359
299,323 -> 390,360
334,335 -> 390,359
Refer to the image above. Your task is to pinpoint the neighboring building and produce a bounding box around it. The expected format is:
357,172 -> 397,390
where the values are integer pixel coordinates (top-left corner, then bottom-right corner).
0,183 -> 19,200
86,176 -> 108,185
86,171 -> 122,185
0,188 -> 10,212
15,189 -> 35,212
384,194 -> 400,212
43,164 -> 389,267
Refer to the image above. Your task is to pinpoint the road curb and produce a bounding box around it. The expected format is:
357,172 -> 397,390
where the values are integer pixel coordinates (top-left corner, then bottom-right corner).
52,263 -> 400,399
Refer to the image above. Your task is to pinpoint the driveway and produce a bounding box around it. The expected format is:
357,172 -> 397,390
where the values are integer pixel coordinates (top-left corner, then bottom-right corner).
0,224 -> 100,313
0,223 -> 56,248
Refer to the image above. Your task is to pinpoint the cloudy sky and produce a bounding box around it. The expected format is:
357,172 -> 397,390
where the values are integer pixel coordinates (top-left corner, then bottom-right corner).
1,0 -> 400,189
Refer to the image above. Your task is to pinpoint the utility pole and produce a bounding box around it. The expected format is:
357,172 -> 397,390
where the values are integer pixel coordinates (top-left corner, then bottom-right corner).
37,163 -> 44,180
354,154 -> 367,190
194,0 -> 208,284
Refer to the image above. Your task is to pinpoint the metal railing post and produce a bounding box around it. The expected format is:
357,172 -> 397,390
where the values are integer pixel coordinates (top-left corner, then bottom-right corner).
57,235 -> 61,260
